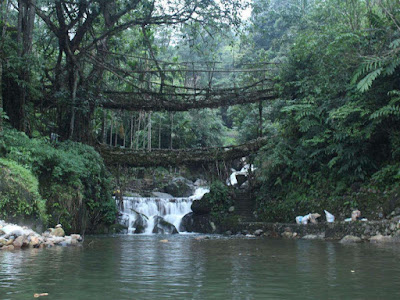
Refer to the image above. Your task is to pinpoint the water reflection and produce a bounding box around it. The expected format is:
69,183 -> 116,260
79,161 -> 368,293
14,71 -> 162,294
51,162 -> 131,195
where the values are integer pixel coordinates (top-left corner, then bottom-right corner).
1,236 -> 400,299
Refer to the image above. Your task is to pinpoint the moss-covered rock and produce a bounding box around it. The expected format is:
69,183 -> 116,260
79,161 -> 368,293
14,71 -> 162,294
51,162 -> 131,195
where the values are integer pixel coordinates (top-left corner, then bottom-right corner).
0,158 -> 47,225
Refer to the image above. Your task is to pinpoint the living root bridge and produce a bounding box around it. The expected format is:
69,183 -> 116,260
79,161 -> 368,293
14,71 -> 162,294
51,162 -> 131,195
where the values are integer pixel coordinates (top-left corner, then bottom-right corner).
98,137 -> 268,167
101,90 -> 277,111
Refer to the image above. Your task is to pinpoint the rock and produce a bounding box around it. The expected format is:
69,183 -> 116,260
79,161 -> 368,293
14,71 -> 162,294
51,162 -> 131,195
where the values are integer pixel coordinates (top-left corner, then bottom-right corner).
151,192 -> 173,199
13,236 -> 26,248
0,229 -> 5,236
302,234 -> 325,240
191,199 -> 211,215
246,234 -> 256,238
70,234 -> 83,241
152,216 -> 178,234
282,231 -> 297,239
392,215 -> 400,222
235,174 -> 247,187
370,234 -> 392,243
225,231 -> 233,236
47,237 -> 65,244
163,177 -> 194,197
340,235 -> 362,244
195,236 -> 210,240
254,229 -> 264,236
5,239 -> 14,246
228,206 -> 235,213
0,238 -> 7,246
194,179 -> 207,186
159,239 -> 169,243
1,245 -> 14,251
133,215 -> 148,234
51,227 -> 65,237
134,225 -> 145,234
29,236 -> 41,248
210,222 -> 217,232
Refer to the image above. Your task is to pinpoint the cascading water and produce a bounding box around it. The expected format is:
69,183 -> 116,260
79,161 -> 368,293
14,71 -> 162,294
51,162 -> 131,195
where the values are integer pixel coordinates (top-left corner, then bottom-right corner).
118,187 -> 209,234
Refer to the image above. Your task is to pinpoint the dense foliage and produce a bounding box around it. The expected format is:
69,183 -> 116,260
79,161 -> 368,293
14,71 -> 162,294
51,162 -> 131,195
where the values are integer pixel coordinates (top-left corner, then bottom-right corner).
0,126 -> 116,233
2,0 -> 400,226
251,0 -> 400,221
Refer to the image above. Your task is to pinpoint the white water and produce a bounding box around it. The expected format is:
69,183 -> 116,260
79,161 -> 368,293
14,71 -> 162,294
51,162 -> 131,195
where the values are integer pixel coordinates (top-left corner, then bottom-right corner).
118,187 -> 209,234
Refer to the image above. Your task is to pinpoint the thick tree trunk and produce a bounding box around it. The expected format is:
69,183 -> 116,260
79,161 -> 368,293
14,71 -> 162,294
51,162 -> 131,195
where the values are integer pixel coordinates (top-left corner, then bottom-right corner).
147,112 -> 152,151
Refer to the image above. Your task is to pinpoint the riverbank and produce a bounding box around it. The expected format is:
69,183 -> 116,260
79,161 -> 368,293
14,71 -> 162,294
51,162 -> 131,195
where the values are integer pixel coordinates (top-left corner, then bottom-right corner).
224,220 -> 400,243
0,221 -> 83,251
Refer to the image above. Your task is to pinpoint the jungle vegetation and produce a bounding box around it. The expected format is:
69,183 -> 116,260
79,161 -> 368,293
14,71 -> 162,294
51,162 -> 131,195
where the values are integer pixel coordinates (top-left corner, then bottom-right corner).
1,0 -> 400,228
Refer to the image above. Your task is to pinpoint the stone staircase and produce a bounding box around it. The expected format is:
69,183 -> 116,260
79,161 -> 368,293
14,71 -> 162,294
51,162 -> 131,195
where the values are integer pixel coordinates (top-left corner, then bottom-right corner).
234,190 -> 255,222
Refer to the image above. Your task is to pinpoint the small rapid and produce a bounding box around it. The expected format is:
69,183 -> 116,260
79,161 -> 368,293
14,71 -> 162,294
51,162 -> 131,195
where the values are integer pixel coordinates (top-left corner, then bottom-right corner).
118,187 -> 209,234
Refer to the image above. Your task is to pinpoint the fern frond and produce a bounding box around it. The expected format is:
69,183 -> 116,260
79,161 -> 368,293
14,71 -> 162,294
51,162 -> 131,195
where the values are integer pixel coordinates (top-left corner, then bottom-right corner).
357,68 -> 382,92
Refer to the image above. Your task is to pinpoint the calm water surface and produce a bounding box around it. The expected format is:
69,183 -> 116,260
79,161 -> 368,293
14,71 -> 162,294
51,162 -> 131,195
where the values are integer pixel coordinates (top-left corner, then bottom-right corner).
1,235 -> 400,299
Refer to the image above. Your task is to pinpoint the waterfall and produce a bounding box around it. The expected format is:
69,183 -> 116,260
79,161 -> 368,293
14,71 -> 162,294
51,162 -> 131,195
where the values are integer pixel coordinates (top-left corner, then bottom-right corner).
118,187 -> 209,234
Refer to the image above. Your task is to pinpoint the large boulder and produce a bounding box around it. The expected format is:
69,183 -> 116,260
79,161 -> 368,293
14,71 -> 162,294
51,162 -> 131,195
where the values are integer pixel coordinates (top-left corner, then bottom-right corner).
51,227 -> 65,237
163,177 -> 194,197
340,235 -> 362,244
152,216 -> 178,234
191,199 -> 211,215
179,212 -> 215,233
133,215 -> 148,234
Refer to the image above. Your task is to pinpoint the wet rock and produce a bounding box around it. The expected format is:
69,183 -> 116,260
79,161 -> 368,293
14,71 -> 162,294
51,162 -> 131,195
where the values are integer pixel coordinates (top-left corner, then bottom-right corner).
133,215 -> 148,234
370,234 -> 392,243
225,231 -> 233,236
0,238 -> 7,246
13,236 -> 28,248
0,229 -> 5,236
163,177 -> 194,197
47,237 -> 65,245
246,234 -> 256,238
70,234 -> 83,242
134,225 -> 145,234
5,239 -> 14,246
1,245 -> 14,251
29,236 -> 41,248
228,206 -> 235,213
195,236 -> 210,240
340,235 -> 362,244
191,200 -> 211,215
254,229 -> 264,236
282,231 -> 298,239
152,216 -> 178,234
179,212 -> 214,233
302,234 -> 325,240
151,192 -> 173,199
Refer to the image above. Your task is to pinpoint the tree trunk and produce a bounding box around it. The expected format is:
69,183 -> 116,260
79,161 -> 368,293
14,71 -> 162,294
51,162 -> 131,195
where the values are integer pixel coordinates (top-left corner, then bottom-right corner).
170,112 -> 174,149
130,114 -> 134,149
101,110 -> 107,144
258,100 -> 263,137
109,115 -> 113,146
136,112 -> 142,150
158,114 -> 161,149
148,111 -> 152,151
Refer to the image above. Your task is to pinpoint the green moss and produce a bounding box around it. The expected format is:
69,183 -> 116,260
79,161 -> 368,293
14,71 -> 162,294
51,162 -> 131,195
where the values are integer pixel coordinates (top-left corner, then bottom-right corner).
0,158 -> 47,224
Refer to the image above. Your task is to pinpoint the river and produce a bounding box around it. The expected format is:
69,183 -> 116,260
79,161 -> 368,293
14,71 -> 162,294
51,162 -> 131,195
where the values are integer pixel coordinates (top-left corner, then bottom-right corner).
1,235 -> 400,299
